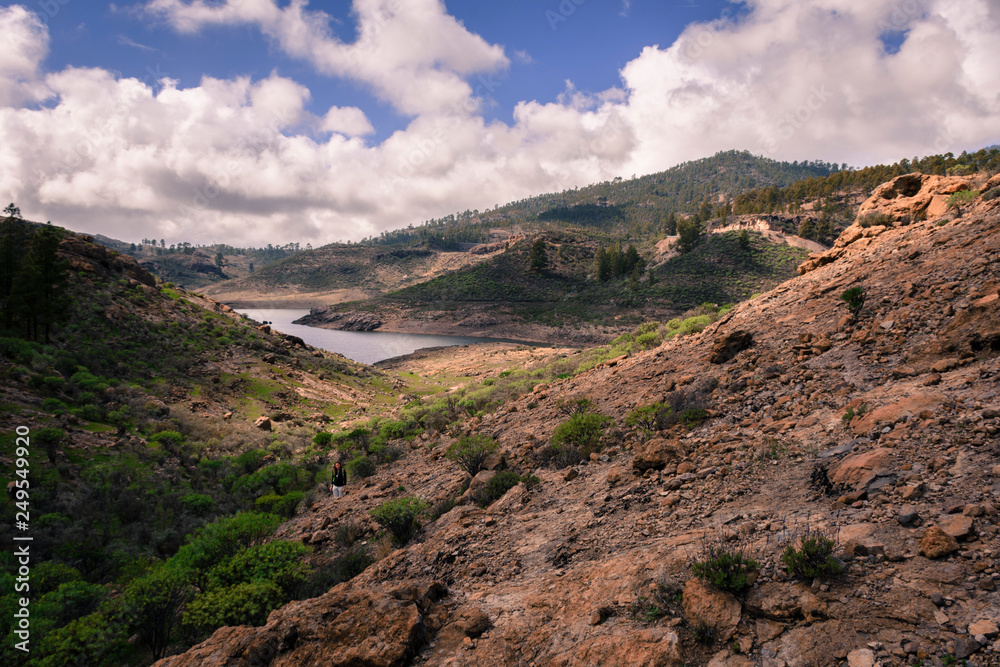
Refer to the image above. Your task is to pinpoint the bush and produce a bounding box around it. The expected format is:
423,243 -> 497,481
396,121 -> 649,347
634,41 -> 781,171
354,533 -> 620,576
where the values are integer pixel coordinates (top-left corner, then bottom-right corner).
626,402 -> 671,431
537,441 -> 583,469
254,491 -> 304,518
180,493 -> 215,515
446,434 -> 499,476
840,285 -> 865,318
947,189 -> 979,213
551,413 -> 613,455
473,470 -> 521,507
856,212 -> 894,228
691,546 -> 760,594
679,408 -> 710,429
347,455 -> 377,480
369,496 -> 429,545
334,521 -> 366,549
313,431 -> 333,447
781,531 -> 843,579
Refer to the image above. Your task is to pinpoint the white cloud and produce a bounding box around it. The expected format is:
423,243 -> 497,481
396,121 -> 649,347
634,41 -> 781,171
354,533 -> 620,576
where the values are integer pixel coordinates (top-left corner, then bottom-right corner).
616,0 -> 1000,172
320,106 -> 375,137
1,0 -> 999,249
0,6 -> 50,106
142,0 -> 509,116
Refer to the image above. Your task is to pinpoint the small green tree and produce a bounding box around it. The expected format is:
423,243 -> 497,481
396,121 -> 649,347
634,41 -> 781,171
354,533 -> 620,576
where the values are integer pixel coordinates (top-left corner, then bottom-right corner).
797,218 -> 816,239
676,217 -> 702,254
691,546 -> 760,594
529,238 -> 548,272
840,286 -> 865,318
122,566 -> 190,660
369,496 -> 429,545
947,189 -> 978,216
446,434 -> 498,476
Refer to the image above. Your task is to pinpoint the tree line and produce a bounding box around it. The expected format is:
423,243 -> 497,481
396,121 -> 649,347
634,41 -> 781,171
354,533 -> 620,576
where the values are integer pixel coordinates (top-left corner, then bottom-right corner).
0,204 -> 69,344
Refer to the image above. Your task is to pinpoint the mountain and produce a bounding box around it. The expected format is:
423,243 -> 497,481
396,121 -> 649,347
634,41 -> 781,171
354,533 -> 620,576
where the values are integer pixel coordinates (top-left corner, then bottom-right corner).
152,169 -> 1000,666
2,167 -> 999,666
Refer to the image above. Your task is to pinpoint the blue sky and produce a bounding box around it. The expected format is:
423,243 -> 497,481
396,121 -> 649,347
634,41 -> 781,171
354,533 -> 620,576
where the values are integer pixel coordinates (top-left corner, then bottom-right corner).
1,1 -> 998,246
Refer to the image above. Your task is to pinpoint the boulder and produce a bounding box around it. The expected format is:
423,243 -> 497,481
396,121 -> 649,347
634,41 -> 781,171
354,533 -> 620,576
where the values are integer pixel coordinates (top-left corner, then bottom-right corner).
919,526 -> 959,558
682,578 -> 741,642
632,438 -> 683,472
253,416 -> 272,431
708,330 -> 753,364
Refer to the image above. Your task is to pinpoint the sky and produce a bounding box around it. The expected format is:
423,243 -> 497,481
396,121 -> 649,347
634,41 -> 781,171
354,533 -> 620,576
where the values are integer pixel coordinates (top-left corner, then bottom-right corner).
1,0 -> 998,247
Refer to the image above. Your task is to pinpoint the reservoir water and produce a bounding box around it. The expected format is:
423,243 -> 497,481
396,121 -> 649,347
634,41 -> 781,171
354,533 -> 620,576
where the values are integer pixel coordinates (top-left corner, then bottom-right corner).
235,309 -> 503,365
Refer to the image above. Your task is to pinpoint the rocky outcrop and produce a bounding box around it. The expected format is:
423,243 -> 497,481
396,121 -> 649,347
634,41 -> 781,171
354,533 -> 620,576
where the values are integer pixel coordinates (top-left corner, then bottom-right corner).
154,581 -> 448,667
294,307 -> 382,331
798,172 -> 972,275
60,234 -> 157,286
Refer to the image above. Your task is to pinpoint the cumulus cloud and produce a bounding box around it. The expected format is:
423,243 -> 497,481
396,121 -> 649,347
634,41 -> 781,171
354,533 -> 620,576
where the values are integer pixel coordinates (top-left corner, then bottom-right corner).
617,0 -> 1000,172
0,6 -> 50,106
142,0 -> 509,116
1,0 -> 999,247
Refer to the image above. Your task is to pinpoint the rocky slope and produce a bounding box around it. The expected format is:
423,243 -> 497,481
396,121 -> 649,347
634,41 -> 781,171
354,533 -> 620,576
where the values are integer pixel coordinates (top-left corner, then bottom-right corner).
156,173 -> 1000,667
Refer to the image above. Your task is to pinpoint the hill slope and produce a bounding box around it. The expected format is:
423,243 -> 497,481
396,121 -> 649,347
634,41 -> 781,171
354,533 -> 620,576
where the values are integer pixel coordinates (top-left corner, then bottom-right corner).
155,171 -> 1000,666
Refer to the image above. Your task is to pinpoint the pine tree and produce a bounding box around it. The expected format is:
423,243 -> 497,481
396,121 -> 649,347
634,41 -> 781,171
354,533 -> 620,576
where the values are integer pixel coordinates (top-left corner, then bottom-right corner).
12,225 -> 69,343
528,238 -> 548,273
797,218 -> 816,240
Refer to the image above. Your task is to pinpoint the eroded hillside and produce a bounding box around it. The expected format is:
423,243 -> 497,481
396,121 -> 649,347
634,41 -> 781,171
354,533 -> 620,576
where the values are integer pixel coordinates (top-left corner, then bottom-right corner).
153,173 -> 1000,667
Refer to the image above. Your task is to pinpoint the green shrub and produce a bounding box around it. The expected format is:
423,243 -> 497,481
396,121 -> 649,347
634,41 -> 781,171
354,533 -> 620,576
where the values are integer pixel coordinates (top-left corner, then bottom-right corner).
947,189 -> 979,213
41,397 -> 68,413
626,402 -> 671,431
691,546 -> 760,594
840,285 -> 865,318
334,521 -> 366,549
369,496 -> 430,545
781,531 -> 843,579
679,408 -> 710,429
183,579 -> 284,632
313,431 -> 333,447
254,491 -> 304,518
446,434 -> 499,476
347,454 -> 377,479
473,470 -> 521,507
551,412 -> 613,455
180,493 -> 215,515
856,212 -> 894,228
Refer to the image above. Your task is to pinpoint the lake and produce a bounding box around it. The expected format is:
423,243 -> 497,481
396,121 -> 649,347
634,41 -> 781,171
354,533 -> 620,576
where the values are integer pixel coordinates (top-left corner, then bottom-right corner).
235,308 -> 505,365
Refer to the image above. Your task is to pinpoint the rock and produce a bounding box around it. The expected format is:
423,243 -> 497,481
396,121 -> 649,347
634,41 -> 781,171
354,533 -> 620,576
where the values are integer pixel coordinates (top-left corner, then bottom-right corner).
682,578 -> 741,642
930,358 -> 960,373
969,620 -> 999,638
896,506 -> 920,526
632,438 -> 682,472
938,515 -> 974,540
954,636 -> 981,660
919,526 -> 959,558
554,628 -> 681,667
563,468 -> 579,482
253,416 -> 272,431
709,330 -> 753,364
707,649 -> 755,667
153,580 -> 447,667
830,448 -> 893,485
847,648 -> 876,667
